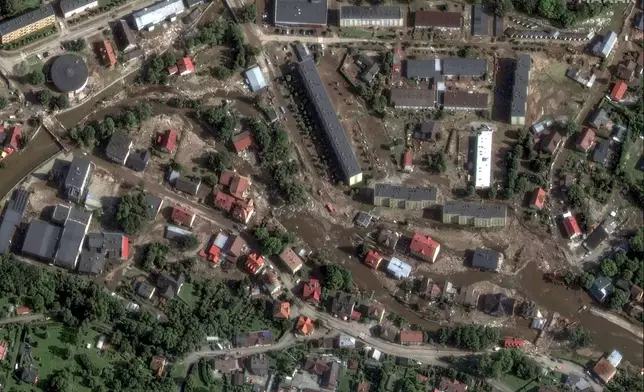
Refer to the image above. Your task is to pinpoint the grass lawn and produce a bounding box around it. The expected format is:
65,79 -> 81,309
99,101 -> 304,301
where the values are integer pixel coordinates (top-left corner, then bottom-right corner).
550,349 -> 595,368
498,373 -> 533,391
15,0 -> 41,14
337,367 -> 352,392
339,28 -> 373,39
178,282 -> 199,307
622,137 -> 643,183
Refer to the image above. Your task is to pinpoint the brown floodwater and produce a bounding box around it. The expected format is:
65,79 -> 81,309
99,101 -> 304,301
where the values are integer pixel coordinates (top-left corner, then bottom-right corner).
280,211 -> 644,366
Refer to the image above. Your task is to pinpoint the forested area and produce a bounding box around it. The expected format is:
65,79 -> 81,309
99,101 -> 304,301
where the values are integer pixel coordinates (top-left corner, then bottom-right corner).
474,349 -> 541,380
252,223 -> 297,255
434,324 -> 501,351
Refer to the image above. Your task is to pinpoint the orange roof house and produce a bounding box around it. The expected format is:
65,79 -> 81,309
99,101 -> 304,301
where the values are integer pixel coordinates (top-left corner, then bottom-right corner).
273,301 -> 291,319
363,250 -> 382,269
15,306 -> 30,315
409,232 -> 440,263
230,174 -> 251,199
302,278 -> 321,302
399,329 -> 424,345
503,337 -> 525,348
157,129 -> 177,153
402,150 -> 413,172
576,127 -> 596,152
97,40 -> 116,67
219,170 -> 235,186
562,212 -> 582,239
231,199 -> 255,224
244,252 -> 264,274
279,247 -> 303,274
609,80 -> 627,101
171,205 -> 197,228
149,355 -> 167,377
233,131 -> 253,153
0,340 -> 8,361
593,358 -> 617,384
296,316 -> 314,335
530,187 -> 546,209
214,191 -> 236,212
177,57 -> 195,75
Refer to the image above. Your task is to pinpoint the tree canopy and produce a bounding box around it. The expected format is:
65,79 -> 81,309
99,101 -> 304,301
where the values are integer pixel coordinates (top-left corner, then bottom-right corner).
116,192 -> 151,235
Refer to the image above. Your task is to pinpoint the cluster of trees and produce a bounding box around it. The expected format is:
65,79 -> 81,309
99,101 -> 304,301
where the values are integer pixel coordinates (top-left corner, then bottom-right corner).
204,150 -> 233,174
379,51 -> 393,77
28,69 -> 45,85
62,39 -> 87,52
475,349 -> 541,380
69,102 -> 153,148
353,83 -> 387,117
249,119 -> 306,205
237,4 -> 257,23
252,224 -> 297,256
605,371 -> 644,392
116,191 -> 152,235
427,151 -> 447,174
323,265 -> 353,292
503,129 -> 547,199
434,324 -> 500,351
565,325 -> 592,349
141,52 -> 180,85
487,0 -> 610,28
37,89 -> 69,111
458,46 -> 474,58
0,96 -> 7,110
197,104 -> 236,143
141,242 -> 170,270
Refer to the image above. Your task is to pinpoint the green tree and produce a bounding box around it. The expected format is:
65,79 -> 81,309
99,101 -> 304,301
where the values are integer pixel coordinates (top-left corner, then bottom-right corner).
213,66 -> 232,80
428,152 -> 447,173
179,235 -> 199,251
115,192 -> 150,235
142,242 -> 169,270
458,46 -> 474,58
488,187 -> 497,199
29,70 -> 45,85
600,258 -> 618,277
121,110 -> 137,128
567,325 -> 592,348
51,94 -> 69,110
630,226 -> 644,253
467,184 -> 476,196
608,289 -> 629,310
204,151 -> 232,173
239,4 -> 257,23
565,120 -> 578,136
38,89 -> 53,106
0,96 -> 7,109
580,272 -> 595,289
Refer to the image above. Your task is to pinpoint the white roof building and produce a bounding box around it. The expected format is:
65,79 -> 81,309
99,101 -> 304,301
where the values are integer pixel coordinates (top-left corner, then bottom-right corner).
244,66 -> 268,92
132,0 -> 185,31
474,130 -> 493,188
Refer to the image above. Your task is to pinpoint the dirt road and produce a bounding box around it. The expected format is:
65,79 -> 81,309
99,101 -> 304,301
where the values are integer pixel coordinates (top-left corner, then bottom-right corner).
0,314 -> 44,325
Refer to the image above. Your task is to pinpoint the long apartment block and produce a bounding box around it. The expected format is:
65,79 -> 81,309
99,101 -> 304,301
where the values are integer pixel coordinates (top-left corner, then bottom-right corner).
442,201 -> 506,227
373,183 -> 438,209
339,6 -> 403,28
0,4 -> 55,44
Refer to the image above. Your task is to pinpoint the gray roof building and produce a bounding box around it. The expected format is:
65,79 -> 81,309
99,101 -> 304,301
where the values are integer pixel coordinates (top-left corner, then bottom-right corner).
77,251 -> 106,275
293,42 -> 312,62
185,0 -> 204,7
510,54 -> 531,122
359,62 -> 380,84
121,48 -> 144,62
471,247 -> 502,271
0,4 -> 55,37
442,91 -> 488,110
389,88 -> 436,109
86,232 -> 127,259
591,31 -> 617,58
132,0 -> 186,30
412,121 -> 437,141
125,149 -> 150,172
105,130 -> 132,164
52,204 -> 71,224
493,15 -> 504,36
63,155 -> 92,203
274,0 -> 328,27
589,276 -> 612,302
60,0 -> 98,17
591,138 -> 610,164
442,58 -> 487,77
156,271 -> 184,299
144,194 -> 164,218
443,201 -> 506,219
588,108 -> 612,129
50,54 -> 89,93
339,6 -> 402,21
174,176 -> 201,195
374,183 -> 437,204
136,281 -> 156,299
354,211 -> 372,227
294,44 -> 362,185
114,19 -> 137,51
471,4 -> 489,36
634,12 -> 643,31
583,225 -> 610,251
22,220 -> 62,261
55,219 -> 88,270
404,59 -> 441,79
0,188 -> 29,253
165,224 -> 192,241
246,355 -> 269,376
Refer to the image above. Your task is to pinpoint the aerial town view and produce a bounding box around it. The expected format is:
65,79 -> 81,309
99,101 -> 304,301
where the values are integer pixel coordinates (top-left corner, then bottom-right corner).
0,0 -> 643,391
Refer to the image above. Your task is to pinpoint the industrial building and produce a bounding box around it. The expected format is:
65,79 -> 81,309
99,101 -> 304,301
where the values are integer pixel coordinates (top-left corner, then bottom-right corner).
0,4 -> 55,44
339,6 -> 403,28
273,0 -> 328,27
60,0 -> 99,19
442,91 -> 488,110
510,54 -> 530,125
293,44 -> 362,185
471,4 -> 489,36
442,58 -> 487,78
0,188 -> 29,254
244,66 -> 268,92
442,201 -> 507,227
114,19 -> 137,51
132,0 -> 186,31
389,88 -> 436,109
373,183 -> 437,209
413,11 -> 461,29
50,54 -> 89,93
474,130 -> 492,188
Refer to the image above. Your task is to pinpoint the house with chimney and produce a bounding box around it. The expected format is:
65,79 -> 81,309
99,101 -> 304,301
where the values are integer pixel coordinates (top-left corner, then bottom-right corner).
409,232 -> 440,263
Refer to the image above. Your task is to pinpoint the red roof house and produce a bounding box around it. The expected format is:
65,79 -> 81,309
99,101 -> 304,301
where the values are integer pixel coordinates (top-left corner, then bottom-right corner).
15,306 -> 30,315
177,57 -> 195,75
402,150 -> 413,172
273,301 -> 291,319
6,125 -> 20,149
121,236 -> 129,259
399,329 -> 424,345
409,232 -> 441,263
244,252 -> 264,274
363,250 -> 382,269
233,131 -> 253,153
157,129 -> 177,153
302,277 -> 321,303
219,170 -> 235,186
230,174 -> 250,199
576,127 -> 596,152
214,191 -> 236,212
171,205 -> 196,228
231,198 -> 255,224
0,340 -> 8,360
503,337 -> 525,348
609,80 -> 627,101
296,316 -> 314,335
530,187 -> 546,209
97,40 -> 116,67
562,213 -> 582,239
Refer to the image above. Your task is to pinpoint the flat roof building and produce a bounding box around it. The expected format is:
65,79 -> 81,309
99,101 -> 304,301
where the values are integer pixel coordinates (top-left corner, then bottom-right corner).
293,44 -> 362,185
63,155 -> 93,203
0,188 -> 29,254
373,183 -> 437,209
442,91 -> 488,110
404,58 -> 442,79
510,54 -> 530,125
22,220 -> 62,261
471,4 -> 489,36
443,201 -> 506,227
50,54 -> 89,93
244,66 -> 268,92
442,58 -> 487,77
274,0 -> 328,27
132,0 -> 186,31
0,4 -> 56,44
60,0 -> 99,19
591,31 -> 617,58
339,6 -> 403,28
414,11 -> 461,29
389,88 -> 436,109
474,130 -> 493,188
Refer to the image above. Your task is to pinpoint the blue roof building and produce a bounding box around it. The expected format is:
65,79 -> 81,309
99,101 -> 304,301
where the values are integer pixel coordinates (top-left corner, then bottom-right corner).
606,350 -> 622,368
589,276 -> 613,303
386,257 -> 411,279
591,31 -> 617,58
244,66 -> 267,92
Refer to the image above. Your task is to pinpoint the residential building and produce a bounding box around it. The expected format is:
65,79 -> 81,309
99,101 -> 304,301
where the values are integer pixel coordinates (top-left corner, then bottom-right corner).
365,302 -> 385,323
606,350 -> 622,368
231,199 -> 254,224
263,270 -> 281,295
373,183 -> 437,209
587,108 -> 612,129
156,272 -> 184,299
244,252 -> 264,275
399,329 -> 423,345
302,277 -> 322,303
631,284 -> 643,302
484,293 -> 514,316
125,149 -> 150,172
165,225 -> 191,241
442,91 -> 488,110
530,187 -> 546,209
471,248 -> 502,272
330,292 -> 355,320
592,358 -> 617,384
389,88 -> 436,109
359,62 -> 379,84
233,131 -> 253,154
591,31 -> 617,58
566,67 -> 596,88
457,285 -> 479,307
377,229 -> 400,249
611,124 -> 627,143
175,175 -> 201,195
149,355 -> 166,377
442,201 -> 507,227
413,121 -> 437,141
176,57 -> 194,75
363,250 -> 382,269
273,0 -> 328,27
157,129 -> 177,152
402,150 -> 413,172
132,0 -> 186,31
576,127 -> 595,152
60,0 -> 99,19
144,194 -> 164,218
229,174 -> 251,199
0,4 -> 56,44
442,58 -> 487,78
293,44 -> 362,185
616,60 -> 637,81
589,276 -> 613,303
136,281 -> 156,299
121,48 -> 143,62
105,130 -> 132,164
438,377 -> 469,392
386,257 -> 412,279
171,205 -> 196,227
354,211 -> 372,227
273,301 -> 290,319
564,373 -> 592,392
97,40 -> 116,67
510,54 -> 530,125
279,247 -> 303,274
0,188 -> 29,253
246,355 -> 269,376
85,232 -> 129,260
474,129 -> 493,188
562,212 -> 581,239
609,80 -> 627,101
414,11 -> 461,29
503,337 -> 525,348
409,232 -> 440,263
212,356 -> 240,373
244,66 -> 267,92
339,6 -> 403,28
471,4 -> 489,36
322,361 -> 340,390
542,130 -> 563,154
404,58 -> 442,80
1,125 -> 21,159
114,19 -> 137,51
296,316 -> 314,335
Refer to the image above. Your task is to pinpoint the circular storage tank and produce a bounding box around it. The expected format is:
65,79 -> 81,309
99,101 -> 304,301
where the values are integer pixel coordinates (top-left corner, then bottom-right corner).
50,54 -> 89,93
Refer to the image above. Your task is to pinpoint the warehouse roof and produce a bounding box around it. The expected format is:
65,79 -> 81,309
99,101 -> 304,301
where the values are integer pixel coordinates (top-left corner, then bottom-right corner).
414,11 -> 461,29
443,201 -> 506,219
294,45 -> 361,182
471,4 -> 489,36
404,59 -> 441,79
471,247 -> 501,271
244,66 -> 268,92
340,6 -> 402,20
474,130 -> 492,188
50,54 -> 89,93
0,188 -> 30,253
77,251 -> 106,274
132,0 -> 185,30
443,91 -> 488,109
274,0 -> 328,26
22,220 -> 61,261
442,58 -> 487,77
374,183 -> 437,202
510,54 -> 530,118
389,88 -> 436,108
0,4 -> 55,36
106,130 -> 132,162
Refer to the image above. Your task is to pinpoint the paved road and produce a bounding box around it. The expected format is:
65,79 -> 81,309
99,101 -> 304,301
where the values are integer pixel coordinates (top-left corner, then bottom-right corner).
0,314 -> 44,325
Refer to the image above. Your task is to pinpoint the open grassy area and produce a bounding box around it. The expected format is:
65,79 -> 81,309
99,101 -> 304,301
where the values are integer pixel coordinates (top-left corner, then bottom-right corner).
498,373 -> 534,391
339,28 -> 373,39
550,349 -> 595,368
178,282 -> 199,307
622,137 -> 643,183
337,368 -> 353,392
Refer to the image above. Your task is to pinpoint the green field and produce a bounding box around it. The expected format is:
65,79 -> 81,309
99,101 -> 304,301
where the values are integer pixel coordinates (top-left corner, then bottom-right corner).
498,373 -> 535,391
622,138 -> 643,183
339,28 -> 373,39
178,282 -> 199,307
